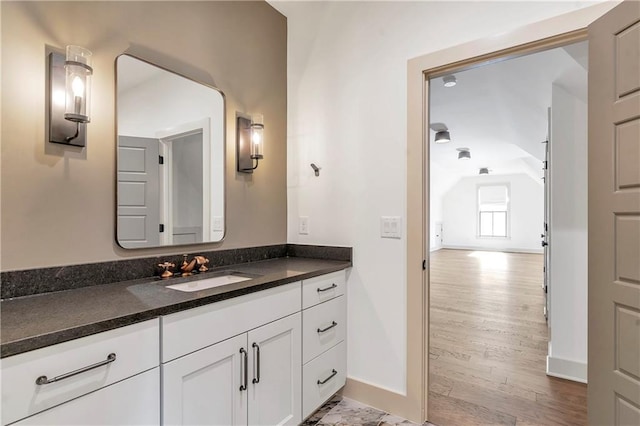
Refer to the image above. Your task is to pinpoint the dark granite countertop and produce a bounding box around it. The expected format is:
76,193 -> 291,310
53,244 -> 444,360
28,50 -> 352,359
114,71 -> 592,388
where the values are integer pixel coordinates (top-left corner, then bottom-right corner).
1,257 -> 350,358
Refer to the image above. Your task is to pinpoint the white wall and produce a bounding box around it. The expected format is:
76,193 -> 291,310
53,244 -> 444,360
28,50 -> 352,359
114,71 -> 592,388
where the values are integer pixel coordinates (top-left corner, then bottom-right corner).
442,174 -> 543,252
279,1 -> 602,394
117,60 -> 224,140
430,162 -> 460,251
548,83 -> 588,382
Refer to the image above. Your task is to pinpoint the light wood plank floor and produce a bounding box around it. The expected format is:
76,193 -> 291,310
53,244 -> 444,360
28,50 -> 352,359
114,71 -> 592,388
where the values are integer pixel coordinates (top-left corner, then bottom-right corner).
428,249 -> 587,426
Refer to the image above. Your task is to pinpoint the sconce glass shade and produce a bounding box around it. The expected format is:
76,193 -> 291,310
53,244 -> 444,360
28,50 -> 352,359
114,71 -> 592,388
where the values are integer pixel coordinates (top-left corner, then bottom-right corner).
458,150 -> 471,160
479,167 -> 489,175
250,114 -> 264,160
64,45 -> 92,123
434,130 -> 451,144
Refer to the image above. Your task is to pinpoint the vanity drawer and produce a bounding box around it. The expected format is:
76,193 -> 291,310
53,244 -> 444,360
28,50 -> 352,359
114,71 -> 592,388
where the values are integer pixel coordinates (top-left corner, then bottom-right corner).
302,341 -> 346,420
162,281 -> 301,362
1,319 -> 160,426
302,271 -> 345,309
13,368 -> 159,426
302,295 -> 346,363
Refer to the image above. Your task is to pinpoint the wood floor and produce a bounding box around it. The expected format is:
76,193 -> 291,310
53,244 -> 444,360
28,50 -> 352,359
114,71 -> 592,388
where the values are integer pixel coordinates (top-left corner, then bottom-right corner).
428,249 -> 587,426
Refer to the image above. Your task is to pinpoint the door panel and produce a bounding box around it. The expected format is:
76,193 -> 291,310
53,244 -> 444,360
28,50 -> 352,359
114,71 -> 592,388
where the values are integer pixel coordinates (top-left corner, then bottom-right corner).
162,334 -> 248,426
248,313 -> 302,426
588,1 -> 640,424
117,136 -> 160,248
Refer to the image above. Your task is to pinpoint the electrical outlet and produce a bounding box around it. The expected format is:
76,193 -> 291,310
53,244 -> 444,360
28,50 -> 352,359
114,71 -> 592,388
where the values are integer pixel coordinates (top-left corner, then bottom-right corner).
299,216 -> 309,235
212,216 -> 224,232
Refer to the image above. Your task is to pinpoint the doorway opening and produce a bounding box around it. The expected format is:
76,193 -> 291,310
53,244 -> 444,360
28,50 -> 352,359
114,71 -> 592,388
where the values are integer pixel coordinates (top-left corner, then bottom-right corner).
427,41 -> 588,424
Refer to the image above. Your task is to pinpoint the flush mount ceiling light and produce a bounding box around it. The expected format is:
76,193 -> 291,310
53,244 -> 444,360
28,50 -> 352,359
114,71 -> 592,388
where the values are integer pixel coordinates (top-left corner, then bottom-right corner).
479,167 -> 490,175
48,45 -> 93,147
434,130 -> 451,144
443,75 -> 457,87
456,148 -> 471,160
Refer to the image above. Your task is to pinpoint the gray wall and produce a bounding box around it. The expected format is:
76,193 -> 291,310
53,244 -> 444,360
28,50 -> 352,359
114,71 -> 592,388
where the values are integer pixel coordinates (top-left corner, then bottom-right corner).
1,1 -> 287,270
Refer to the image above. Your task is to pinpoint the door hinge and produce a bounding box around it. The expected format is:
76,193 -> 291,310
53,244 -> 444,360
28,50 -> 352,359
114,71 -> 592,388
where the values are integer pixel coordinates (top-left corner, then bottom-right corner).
543,160 -> 548,170
159,224 -> 165,233
159,155 -> 164,165
422,259 -> 426,270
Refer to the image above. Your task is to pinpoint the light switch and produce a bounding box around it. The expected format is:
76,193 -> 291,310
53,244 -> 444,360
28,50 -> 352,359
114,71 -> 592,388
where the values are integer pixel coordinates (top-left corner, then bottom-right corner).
299,216 -> 309,235
380,216 -> 402,239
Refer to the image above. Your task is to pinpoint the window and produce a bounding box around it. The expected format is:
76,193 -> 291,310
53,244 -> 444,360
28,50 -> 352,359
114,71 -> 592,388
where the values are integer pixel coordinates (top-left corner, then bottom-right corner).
478,185 -> 509,237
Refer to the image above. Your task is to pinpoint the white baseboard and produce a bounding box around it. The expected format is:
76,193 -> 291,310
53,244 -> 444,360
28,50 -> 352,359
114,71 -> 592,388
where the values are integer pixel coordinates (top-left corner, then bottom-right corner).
442,244 -> 543,254
546,356 -> 587,383
342,377 -> 421,423
429,246 -> 442,252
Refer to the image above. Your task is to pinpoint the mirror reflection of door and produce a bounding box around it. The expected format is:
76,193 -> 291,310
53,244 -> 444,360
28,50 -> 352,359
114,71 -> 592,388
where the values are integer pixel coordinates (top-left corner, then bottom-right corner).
158,120 -> 211,246
117,120 -> 211,247
117,136 -> 160,248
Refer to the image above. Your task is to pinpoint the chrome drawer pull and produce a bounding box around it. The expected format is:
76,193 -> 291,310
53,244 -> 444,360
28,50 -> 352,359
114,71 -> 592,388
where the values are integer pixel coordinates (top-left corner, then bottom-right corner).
317,283 -> 337,293
317,321 -> 338,333
317,369 -> 338,385
35,353 -> 116,385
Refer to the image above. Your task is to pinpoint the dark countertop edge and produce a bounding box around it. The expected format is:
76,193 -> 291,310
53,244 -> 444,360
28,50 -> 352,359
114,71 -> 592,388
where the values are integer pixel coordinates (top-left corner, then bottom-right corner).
0,262 -> 351,358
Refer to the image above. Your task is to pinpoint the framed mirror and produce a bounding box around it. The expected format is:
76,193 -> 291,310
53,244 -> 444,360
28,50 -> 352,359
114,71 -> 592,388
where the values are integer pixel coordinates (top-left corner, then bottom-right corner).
116,54 -> 225,249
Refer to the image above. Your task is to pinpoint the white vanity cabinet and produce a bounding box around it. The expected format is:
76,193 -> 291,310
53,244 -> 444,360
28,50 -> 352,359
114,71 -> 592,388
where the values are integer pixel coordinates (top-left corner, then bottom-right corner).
300,271 -> 347,420
1,269 -> 348,426
161,281 -> 302,426
1,319 -> 160,426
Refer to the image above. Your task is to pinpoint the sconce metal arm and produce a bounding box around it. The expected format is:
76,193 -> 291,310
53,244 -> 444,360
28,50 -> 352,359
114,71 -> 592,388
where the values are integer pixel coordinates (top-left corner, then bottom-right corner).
241,158 -> 260,171
64,122 -> 80,143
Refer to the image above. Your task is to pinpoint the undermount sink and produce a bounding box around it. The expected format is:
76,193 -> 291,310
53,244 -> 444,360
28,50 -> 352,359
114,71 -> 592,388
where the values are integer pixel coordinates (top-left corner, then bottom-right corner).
166,274 -> 252,292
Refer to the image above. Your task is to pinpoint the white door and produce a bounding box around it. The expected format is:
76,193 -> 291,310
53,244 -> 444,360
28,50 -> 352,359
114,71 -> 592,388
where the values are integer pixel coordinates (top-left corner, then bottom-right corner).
588,1 -> 640,424
117,136 -> 160,248
248,313 -> 302,426
15,369 -> 159,425
162,334 -> 248,426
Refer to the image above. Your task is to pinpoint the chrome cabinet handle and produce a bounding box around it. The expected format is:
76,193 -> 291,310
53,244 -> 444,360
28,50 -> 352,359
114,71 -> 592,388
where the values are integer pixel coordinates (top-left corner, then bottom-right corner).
317,283 -> 337,293
35,353 -> 116,385
317,321 -> 338,334
252,342 -> 261,384
317,369 -> 338,385
239,348 -> 248,391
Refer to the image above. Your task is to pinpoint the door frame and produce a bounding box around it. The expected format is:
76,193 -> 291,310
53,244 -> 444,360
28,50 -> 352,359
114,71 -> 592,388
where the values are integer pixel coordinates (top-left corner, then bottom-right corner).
404,3 -> 619,423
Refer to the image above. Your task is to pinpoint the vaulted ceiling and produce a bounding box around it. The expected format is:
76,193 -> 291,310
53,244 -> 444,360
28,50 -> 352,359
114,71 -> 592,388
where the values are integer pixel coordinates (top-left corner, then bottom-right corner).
429,41 -> 588,183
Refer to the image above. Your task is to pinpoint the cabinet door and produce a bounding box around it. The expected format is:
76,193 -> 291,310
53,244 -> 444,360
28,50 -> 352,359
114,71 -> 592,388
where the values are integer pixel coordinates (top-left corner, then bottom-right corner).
248,313 -> 302,426
14,368 -> 159,425
162,334 -> 248,426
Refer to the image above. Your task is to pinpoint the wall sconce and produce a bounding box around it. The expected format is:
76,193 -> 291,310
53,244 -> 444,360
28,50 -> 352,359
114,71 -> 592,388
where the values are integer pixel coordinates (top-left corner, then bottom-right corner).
479,167 -> 490,175
237,113 -> 264,173
49,45 -> 93,147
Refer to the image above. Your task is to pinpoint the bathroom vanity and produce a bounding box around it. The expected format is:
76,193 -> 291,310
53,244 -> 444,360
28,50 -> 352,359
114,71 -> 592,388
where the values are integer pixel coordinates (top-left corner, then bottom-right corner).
1,255 -> 349,426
